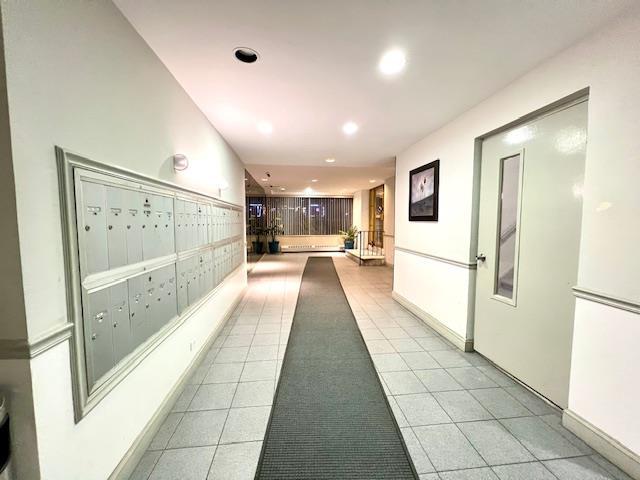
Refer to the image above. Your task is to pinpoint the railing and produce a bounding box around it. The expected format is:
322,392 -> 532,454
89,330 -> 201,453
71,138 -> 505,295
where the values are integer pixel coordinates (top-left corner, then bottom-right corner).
353,230 -> 384,265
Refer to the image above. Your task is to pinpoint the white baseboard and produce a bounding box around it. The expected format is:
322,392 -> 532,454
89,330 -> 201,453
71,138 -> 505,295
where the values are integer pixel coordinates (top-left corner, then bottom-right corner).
563,409 -> 640,480
391,291 -> 474,352
108,286 -> 246,480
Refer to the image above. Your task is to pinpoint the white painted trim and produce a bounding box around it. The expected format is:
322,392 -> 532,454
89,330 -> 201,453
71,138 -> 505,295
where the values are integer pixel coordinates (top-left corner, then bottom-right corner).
573,287 -> 640,315
392,291 -> 474,352
395,246 -> 477,270
108,286 -> 246,480
0,322 -> 73,359
563,410 -> 640,480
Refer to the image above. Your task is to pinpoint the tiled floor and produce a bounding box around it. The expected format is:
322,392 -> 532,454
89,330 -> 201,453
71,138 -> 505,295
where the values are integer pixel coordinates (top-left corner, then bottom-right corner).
335,257 -> 632,480
129,254 -> 306,480
130,253 -> 632,480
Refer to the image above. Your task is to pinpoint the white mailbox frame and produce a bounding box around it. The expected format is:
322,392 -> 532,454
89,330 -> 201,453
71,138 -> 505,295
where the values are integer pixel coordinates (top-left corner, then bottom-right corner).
56,147 -> 245,422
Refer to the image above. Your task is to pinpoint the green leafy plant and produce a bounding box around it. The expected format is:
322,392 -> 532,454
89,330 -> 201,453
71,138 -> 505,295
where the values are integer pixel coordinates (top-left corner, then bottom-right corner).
264,217 -> 284,243
339,225 -> 359,242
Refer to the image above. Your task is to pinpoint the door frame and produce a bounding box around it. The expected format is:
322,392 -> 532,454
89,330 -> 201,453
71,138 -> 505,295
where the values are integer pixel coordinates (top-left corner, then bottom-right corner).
467,87 -> 590,348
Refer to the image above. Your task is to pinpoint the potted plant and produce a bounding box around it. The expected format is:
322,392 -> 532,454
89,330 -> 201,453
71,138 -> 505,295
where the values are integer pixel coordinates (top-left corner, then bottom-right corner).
252,227 -> 265,254
339,226 -> 358,250
264,217 -> 284,254
248,218 -> 265,254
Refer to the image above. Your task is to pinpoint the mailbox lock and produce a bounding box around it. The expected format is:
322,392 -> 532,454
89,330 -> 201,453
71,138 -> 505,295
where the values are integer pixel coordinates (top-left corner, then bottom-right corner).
91,333 -> 97,340
127,225 -> 131,229
108,225 -> 113,230
85,225 -> 91,231
113,322 -> 118,328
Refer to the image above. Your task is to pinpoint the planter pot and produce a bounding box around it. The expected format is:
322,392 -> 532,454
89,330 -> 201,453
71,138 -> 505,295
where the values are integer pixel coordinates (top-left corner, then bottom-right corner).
344,240 -> 355,250
268,241 -> 280,254
252,241 -> 265,254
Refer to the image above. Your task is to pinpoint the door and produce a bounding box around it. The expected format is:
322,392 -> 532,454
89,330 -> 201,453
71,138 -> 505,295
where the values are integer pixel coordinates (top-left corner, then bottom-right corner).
474,99 -> 587,408
369,185 -> 384,247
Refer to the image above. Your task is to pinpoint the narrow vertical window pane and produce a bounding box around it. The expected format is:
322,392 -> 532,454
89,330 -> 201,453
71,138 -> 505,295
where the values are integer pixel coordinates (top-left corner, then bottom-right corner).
495,154 -> 521,299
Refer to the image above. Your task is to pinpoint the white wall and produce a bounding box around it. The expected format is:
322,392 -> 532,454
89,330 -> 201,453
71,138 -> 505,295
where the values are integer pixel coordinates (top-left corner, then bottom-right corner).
31,269 -> 245,480
0,1 -> 247,478
0,19 -> 26,342
383,176 -> 395,265
394,5 -> 640,458
1,0 -> 245,341
352,190 -> 369,232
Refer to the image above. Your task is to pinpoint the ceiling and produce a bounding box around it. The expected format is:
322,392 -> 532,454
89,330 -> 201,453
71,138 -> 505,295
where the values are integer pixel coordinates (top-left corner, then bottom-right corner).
115,0 -> 633,192
244,164 -> 395,196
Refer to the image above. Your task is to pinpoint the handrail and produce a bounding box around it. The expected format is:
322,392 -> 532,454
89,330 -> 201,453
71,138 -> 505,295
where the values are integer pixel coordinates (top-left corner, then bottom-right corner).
355,230 -> 384,265
500,222 -> 517,243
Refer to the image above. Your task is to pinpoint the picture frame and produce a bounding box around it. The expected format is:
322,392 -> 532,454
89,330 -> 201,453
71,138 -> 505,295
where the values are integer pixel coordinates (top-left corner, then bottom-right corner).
409,159 -> 440,221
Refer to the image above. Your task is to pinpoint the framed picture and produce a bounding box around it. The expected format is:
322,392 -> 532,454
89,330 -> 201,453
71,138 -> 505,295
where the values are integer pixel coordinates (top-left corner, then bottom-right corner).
409,159 -> 439,221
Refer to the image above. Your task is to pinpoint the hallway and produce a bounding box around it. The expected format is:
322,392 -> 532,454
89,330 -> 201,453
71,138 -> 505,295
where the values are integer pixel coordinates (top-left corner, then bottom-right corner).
130,255 -> 630,480
1,2 -> 639,478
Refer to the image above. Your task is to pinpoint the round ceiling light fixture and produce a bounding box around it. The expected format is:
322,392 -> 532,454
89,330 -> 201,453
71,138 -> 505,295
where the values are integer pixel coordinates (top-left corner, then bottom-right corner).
325,158 -> 336,163
342,121 -> 359,136
234,47 -> 259,64
378,49 -> 406,75
257,121 -> 273,135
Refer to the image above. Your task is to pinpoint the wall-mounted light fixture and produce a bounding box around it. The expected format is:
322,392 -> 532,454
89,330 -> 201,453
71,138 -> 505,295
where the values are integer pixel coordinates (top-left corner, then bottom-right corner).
173,154 -> 189,171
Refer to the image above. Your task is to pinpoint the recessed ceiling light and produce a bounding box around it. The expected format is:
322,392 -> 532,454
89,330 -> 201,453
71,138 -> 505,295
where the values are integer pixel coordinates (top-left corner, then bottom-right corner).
378,49 -> 406,75
261,178 -> 268,182
311,179 -> 318,183
342,121 -> 359,136
233,47 -> 259,64
304,187 -> 313,194
280,187 -> 286,191
257,121 -> 273,135
325,158 -> 336,163
369,179 -> 377,183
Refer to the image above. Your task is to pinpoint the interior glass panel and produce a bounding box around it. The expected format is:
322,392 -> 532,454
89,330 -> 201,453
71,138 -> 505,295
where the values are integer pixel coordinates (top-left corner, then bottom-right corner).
495,153 -> 521,299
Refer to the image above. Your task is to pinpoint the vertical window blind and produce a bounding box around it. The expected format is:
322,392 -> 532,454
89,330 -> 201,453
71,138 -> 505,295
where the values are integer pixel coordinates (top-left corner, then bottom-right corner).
246,197 -> 353,235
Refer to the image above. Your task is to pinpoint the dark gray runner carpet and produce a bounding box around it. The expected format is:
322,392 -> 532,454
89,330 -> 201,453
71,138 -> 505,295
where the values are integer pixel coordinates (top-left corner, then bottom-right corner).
255,257 -> 417,479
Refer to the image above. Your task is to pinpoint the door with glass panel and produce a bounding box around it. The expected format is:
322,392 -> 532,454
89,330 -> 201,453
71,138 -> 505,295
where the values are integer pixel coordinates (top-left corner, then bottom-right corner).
474,99 -> 587,408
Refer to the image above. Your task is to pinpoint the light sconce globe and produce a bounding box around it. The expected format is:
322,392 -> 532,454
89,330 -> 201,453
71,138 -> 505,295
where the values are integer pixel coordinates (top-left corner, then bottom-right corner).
173,154 -> 189,171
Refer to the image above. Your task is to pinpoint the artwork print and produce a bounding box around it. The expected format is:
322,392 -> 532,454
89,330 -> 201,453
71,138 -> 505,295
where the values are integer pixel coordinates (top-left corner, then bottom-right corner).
409,159 -> 439,221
